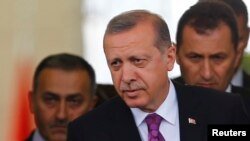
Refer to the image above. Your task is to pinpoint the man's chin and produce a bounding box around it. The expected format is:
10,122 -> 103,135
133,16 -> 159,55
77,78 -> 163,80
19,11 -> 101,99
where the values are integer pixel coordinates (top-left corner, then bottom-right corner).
49,128 -> 67,141
50,134 -> 66,141
124,98 -> 146,108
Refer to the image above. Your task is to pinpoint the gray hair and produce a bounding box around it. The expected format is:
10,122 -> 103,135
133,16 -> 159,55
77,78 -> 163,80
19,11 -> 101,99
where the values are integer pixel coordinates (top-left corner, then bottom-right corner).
104,9 -> 172,53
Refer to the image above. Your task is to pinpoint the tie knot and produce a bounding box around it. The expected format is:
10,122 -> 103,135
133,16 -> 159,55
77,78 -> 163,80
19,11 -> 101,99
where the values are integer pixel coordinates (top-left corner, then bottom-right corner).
145,113 -> 162,131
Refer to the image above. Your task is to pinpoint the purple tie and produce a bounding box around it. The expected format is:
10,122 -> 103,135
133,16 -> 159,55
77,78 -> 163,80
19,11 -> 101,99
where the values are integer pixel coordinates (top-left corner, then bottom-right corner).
145,113 -> 165,141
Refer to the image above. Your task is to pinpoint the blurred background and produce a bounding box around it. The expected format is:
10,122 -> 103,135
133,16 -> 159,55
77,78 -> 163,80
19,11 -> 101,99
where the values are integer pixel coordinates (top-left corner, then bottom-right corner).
0,0 -> 249,140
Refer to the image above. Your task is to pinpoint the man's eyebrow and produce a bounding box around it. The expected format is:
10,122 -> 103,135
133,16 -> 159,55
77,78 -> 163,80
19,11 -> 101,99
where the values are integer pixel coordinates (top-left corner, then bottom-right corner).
42,92 -> 83,99
186,52 -> 203,56
66,93 -> 83,99
42,91 -> 59,97
107,57 -> 120,62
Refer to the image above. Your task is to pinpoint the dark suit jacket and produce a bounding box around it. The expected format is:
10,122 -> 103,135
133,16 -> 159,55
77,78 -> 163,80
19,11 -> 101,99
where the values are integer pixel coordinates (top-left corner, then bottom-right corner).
243,71 -> 250,89
173,76 -> 250,119
179,70 -> 250,89
232,85 -> 250,119
173,75 -> 250,93
67,81 -> 249,141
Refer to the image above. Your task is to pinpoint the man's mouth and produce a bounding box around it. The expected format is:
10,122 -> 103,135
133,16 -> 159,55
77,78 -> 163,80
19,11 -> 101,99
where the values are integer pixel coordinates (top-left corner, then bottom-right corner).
123,89 -> 140,97
197,83 -> 214,88
51,126 -> 67,134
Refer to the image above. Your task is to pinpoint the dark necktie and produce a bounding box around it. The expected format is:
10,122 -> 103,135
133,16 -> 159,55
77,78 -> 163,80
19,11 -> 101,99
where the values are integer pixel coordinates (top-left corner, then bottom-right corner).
145,113 -> 165,141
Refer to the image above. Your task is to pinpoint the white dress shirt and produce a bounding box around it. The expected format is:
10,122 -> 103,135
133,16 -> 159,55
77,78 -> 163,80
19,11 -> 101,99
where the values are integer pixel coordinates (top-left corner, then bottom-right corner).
225,84 -> 232,93
131,80 -> 180,141
32,129 -> 45,141
231,68 -> 243,87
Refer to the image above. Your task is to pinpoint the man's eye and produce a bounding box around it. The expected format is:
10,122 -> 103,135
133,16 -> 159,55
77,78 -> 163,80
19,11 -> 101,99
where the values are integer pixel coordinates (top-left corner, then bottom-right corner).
111,60 -> 121,66
43,96 -> 57,105
212,55 -> 225,62
187,55 -> 202,62
132,58 -> 147,67
134,59 -> 142,64
68,98 -> 83,107
110,60 -> 122,71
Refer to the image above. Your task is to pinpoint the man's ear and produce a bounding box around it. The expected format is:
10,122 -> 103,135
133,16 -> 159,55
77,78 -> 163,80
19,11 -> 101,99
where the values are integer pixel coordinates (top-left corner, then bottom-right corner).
166,43 -> 176,71
233,43 -> 243,72
174,43 -> 181,65
244,27 -> 250,49
88,95 -> 98,111
239,26 -> 250,52
176,53 -> 180,65
28,91 -> 35,113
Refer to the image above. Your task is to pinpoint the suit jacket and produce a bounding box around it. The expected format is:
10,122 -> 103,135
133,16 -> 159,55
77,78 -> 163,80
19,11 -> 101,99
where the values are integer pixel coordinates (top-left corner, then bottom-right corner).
67,81 -> 249,141
173,76 -> 250,118
173,75 -> 250,93
232,85 -> 250,119
243,71 -> 250,89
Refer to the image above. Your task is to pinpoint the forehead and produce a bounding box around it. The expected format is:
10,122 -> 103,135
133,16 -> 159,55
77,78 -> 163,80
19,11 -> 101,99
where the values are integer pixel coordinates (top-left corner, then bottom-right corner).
181,23 -> 235,52
105,21 -> 155,47
104,21 -> 158,56
37,68 -> 91,97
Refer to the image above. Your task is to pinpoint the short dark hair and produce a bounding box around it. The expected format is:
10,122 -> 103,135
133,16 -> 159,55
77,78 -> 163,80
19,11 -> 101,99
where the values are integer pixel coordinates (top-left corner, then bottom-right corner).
32,53 -> 96,95
176,1 -> 239,51
221,0 -> 248,27
104,9 -> 172,53
200,0 -> 248,27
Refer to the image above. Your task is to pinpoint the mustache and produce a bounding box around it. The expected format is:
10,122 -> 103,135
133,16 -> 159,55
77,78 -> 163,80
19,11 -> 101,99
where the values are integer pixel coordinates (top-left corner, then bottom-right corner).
50,119 -> 68,128
120,81 -> 146,91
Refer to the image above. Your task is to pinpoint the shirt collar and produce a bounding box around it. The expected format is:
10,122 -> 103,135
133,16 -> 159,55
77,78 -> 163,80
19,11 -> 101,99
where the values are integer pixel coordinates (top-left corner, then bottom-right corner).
231,68 -> 243,87
131,80 -> 178,126
32,129 -> 46,141
225,84 -> 232,93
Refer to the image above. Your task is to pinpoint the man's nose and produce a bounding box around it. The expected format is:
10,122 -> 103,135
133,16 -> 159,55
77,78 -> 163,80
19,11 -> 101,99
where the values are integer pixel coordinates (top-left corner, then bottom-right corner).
56,101 -> 67,120
200,60 -> 213,80
121,64 -> 136,84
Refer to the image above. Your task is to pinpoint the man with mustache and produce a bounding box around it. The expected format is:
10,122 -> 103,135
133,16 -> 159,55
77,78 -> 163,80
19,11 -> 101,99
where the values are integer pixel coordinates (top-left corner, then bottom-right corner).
25,53 -> 97,141
67,9 -> 249,141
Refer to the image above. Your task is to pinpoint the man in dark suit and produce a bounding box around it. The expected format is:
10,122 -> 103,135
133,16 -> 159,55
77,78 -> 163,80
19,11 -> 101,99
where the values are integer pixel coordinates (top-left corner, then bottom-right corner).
25,53 -> 97,141
67,9 -> 249,141
173,0 -> 250,116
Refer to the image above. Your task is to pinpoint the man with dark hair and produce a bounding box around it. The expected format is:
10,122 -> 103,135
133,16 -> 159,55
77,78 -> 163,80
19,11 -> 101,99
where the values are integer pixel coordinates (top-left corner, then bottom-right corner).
175,0 -> 240,91
68,9 -> 249,141
25,53 -> 97,141
174,0 -> 250,118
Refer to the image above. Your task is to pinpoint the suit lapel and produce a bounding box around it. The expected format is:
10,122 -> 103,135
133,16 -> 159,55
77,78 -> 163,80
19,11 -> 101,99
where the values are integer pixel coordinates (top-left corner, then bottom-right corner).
173,82 -> 206,141
112,98 -> 141,141
243,71 -> 250,88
